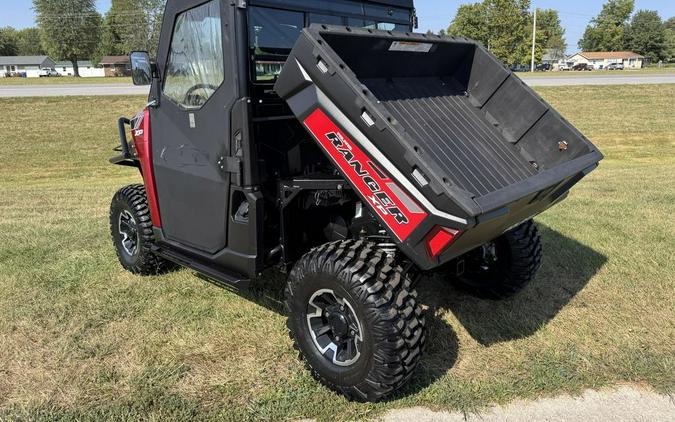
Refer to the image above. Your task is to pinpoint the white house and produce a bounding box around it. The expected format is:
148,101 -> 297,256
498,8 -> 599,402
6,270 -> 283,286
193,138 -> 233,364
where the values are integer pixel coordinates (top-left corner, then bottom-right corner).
541,48 -> 566,70
0,56 -> 56,78
55,61 -> 105,77
568,51 -> 645,70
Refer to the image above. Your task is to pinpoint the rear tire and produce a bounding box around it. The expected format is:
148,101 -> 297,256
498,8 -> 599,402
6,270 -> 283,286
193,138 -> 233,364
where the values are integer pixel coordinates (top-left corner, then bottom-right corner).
452,220 -> 542,300
285,240 -> 426,402
110,184 -> 175,275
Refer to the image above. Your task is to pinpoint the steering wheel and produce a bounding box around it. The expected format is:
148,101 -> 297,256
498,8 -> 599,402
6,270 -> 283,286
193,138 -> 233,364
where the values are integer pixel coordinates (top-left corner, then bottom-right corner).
183,83 -> 219,107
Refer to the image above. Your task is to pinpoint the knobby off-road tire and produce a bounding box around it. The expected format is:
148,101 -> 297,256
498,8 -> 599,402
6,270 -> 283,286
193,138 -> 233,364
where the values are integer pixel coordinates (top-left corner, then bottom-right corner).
285,240 -> 426,402
110,184 -> 175,275
453,220 -> 542,300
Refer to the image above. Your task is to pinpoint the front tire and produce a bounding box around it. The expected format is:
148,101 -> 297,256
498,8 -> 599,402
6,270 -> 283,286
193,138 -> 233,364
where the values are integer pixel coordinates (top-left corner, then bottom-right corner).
285,240 -> 426,402
110,184 -> 175,275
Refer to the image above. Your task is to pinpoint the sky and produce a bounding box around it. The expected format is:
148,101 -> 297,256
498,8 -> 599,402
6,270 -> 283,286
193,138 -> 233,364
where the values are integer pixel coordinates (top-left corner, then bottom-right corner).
1,0 -> 674,54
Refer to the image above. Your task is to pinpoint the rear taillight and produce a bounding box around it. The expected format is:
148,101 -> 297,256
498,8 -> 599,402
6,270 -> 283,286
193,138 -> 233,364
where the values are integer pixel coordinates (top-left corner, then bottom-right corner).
426,227 -> 461,258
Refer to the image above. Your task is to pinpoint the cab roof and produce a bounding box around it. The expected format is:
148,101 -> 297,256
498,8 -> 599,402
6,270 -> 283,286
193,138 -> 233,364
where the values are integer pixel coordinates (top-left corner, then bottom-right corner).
249,0 -> 415,10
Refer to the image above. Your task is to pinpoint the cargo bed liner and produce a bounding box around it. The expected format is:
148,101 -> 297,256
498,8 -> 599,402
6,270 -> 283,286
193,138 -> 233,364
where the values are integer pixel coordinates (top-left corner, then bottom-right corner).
364,76 -> 538,197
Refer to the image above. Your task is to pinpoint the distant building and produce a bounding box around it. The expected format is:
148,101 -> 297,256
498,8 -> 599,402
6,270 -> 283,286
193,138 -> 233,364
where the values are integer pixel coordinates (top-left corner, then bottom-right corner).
541,49 -> 566,70
55,61 -> 105,78
0,56 -> 56,78
569,51 -> 645,70
100,56 -> 131,77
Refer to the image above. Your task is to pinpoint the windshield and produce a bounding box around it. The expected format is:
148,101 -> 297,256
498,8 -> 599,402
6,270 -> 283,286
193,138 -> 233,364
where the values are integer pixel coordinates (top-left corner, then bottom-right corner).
248,3 -> 412,82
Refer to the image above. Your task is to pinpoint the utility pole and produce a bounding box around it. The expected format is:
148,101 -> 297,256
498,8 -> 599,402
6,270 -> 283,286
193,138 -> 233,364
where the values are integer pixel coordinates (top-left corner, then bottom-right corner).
531,7 -> 537,72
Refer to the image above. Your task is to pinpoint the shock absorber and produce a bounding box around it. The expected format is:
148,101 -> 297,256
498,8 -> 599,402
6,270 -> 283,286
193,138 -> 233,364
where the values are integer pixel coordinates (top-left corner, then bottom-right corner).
370,230 -> 397,257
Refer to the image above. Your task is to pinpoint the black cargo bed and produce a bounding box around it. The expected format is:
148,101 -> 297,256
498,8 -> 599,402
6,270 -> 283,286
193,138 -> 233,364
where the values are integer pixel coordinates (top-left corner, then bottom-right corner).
275,26 -> 603,221
365,77 -> 538,197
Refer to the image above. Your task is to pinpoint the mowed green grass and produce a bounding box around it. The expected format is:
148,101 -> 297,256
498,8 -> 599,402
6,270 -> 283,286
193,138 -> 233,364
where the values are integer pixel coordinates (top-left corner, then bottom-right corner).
0,76 -> 132,85
0,85 -> 673,421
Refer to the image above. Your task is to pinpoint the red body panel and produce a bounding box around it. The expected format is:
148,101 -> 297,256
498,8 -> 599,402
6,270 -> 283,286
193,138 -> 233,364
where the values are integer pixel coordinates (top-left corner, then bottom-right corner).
131,109 -> 162,227
304,108 -> 427,241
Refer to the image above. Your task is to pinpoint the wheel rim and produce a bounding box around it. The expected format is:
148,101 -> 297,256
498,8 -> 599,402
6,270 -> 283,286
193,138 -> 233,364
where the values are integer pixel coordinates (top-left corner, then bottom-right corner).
118,210 -> 139,257
306,289 -> 363,367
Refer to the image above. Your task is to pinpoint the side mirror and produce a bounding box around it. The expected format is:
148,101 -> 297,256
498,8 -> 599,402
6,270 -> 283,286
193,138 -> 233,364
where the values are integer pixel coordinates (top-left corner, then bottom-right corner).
130,51 -> 153,86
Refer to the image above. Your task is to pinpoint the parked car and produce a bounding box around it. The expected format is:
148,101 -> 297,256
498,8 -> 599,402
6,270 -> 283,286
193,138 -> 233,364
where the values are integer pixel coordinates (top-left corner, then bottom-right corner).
38,69 -> 61,77
606,63 -> 624,70
573,63 -> 592,71
536,63 -> 551,71
558,63 -> 571,71
510,64 -> 530,72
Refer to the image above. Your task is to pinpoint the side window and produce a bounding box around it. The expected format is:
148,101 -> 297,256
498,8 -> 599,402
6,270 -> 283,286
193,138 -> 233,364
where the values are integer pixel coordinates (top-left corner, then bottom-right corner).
164,0 -> 224,109
249,7 -> 304,82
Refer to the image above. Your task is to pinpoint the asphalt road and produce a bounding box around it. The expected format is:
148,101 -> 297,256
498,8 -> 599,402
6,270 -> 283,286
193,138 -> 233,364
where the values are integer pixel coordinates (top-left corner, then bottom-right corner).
0,83 -> 149,97
520,72 -> 675,87
0,73 -> 673,97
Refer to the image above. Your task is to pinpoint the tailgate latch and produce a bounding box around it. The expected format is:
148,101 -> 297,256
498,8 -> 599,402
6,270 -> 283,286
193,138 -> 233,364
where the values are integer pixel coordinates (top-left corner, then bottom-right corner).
218,156 -> 242,185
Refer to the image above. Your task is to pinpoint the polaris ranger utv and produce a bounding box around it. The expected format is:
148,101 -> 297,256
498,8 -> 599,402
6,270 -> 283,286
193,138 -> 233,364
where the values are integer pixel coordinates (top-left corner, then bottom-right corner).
110,0 -> 602,401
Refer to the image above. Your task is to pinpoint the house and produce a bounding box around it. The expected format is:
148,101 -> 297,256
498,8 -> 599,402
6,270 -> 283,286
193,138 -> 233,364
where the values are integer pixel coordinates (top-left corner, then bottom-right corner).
100,56 -> 131,77
55,61 -> 105,78
568,51 -> 645,70
541,49 -> 567,71
0,56 -> 56,78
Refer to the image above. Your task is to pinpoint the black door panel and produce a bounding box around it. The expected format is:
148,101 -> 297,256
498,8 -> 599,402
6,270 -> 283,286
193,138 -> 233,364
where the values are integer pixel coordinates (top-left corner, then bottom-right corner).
150,0 -> 235,253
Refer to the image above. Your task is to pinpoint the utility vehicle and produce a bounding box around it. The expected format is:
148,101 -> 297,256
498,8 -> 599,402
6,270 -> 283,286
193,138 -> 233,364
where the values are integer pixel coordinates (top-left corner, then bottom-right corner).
110,0 -> 602,401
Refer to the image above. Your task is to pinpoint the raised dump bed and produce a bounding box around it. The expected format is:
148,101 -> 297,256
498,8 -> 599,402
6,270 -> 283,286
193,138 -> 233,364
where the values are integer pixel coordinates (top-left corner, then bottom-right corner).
276,26 -> 603,260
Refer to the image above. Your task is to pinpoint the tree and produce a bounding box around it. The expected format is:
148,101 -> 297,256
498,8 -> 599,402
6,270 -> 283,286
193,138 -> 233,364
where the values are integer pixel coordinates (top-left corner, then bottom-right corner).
98,0 -> 165,59
485,0 -> 534,65
667,17 -> 675,31
16,28 -> 46,56
94,10 -> 125,64
624,10 -> 665,62
33,0 -> 102,76
665,17 -> 675,63
448,3 -> 489,46
447,0 -> 536,66
537,9 -> 566,60
0,27 -> 19,56
579,0 -> 634,51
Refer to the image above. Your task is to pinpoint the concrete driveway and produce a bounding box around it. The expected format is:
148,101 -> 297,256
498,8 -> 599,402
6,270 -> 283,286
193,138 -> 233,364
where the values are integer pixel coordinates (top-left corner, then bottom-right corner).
379,387 -> 674,422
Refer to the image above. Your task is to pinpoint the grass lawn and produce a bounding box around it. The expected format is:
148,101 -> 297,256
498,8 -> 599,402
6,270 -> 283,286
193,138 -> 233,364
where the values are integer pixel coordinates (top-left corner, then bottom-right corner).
0,76 -> 132,85
0,85 -> 673,421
